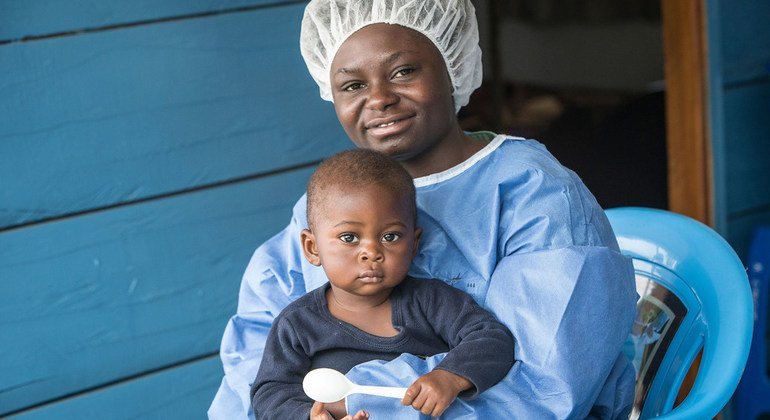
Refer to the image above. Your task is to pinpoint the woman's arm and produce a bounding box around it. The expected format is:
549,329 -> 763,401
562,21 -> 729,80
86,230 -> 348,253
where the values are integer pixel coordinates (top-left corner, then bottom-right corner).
483,245 -> 638,417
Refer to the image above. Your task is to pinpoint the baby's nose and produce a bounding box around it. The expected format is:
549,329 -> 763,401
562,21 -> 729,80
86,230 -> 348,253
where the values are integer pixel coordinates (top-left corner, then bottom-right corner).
359,244 -> 384,262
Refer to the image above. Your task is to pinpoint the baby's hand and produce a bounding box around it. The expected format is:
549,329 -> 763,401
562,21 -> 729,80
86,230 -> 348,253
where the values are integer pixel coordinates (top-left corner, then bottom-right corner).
401,369 -> 473,417
310,401 -> 369,420
310,401 -> 335,420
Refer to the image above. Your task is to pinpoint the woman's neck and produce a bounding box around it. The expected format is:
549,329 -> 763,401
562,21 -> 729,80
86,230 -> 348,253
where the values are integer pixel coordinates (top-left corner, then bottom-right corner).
400,127 -> 486,178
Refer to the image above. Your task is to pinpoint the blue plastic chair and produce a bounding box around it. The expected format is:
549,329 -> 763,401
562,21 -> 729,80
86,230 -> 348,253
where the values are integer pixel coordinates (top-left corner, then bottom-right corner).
606,207 -> 753,419
733,227 -> 770,419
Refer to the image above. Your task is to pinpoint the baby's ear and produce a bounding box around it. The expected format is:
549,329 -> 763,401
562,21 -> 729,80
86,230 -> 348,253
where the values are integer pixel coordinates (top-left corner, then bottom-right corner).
412,227 -> 423,256
300,229 -> 322,266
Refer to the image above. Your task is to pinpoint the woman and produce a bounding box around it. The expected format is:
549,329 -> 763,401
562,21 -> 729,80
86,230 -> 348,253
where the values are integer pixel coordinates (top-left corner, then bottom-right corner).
210,1 -> 637,418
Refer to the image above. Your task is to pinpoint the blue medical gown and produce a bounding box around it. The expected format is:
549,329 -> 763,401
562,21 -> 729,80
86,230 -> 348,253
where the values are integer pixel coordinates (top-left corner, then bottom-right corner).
209,136 -> 638,419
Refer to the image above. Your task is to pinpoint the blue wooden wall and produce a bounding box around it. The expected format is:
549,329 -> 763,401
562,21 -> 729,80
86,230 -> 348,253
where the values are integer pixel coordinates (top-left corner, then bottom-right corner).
707,0 -> 770,260
0,1 -> 349,417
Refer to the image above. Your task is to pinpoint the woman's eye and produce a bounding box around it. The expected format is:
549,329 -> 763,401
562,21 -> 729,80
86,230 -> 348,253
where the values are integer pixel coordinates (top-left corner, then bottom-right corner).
393,68 -> 414,78
339,234 -> 358,243
382,232 -> 401,242
343,82 -> 364,92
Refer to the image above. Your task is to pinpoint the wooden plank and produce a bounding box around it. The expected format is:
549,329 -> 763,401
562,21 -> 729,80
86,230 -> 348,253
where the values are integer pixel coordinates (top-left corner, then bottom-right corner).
0,166 -> 315,414
724,82 -> 770,215
8,355 -> 222,419
718,0 -> 770,86
0,2 -> 348,229
661,0 -> 711,225
0,0 -> 298,41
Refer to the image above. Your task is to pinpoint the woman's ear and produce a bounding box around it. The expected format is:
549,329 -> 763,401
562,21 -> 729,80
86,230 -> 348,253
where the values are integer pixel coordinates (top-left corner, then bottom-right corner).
301,229 -> 322,266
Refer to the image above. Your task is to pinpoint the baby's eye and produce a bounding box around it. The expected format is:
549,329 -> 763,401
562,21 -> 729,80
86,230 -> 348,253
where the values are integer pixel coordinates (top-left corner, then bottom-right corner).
339,233 -> 358,243
382,232 -> 401,242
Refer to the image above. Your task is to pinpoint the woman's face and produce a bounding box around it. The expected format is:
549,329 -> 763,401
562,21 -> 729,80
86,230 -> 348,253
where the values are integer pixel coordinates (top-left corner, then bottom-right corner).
329,23 -> 457,164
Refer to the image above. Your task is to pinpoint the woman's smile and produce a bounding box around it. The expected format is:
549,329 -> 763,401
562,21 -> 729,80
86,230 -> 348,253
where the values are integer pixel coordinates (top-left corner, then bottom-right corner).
365,114 -> 415,139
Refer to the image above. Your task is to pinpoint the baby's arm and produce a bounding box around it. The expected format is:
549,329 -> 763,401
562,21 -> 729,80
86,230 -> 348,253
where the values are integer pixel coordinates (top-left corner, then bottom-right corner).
411,280 -> 515,410
213,196 -> 316,417
250,315 -> 315,419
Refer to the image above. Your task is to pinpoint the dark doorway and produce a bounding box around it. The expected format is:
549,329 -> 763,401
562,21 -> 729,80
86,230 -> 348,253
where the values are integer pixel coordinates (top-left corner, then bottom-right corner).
462,0 -> 667,210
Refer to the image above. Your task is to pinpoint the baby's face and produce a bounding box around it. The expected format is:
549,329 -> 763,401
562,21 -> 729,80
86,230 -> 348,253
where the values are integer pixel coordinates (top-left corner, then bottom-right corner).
308,184 -> 419,299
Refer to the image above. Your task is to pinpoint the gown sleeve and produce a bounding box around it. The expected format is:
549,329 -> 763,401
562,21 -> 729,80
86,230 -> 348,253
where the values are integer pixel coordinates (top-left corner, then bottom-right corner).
208,194 -> 326,419
481,245 -> 638,418
480,155 -> 639,418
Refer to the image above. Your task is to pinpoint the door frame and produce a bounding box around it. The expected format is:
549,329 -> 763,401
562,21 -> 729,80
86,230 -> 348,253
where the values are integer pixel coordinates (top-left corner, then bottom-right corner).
662,0 -> 712,225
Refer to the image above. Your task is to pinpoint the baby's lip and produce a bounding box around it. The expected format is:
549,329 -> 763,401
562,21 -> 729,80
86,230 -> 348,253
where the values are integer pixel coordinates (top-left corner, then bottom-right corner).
359,270 -> 384,278
358,270 -> 385,282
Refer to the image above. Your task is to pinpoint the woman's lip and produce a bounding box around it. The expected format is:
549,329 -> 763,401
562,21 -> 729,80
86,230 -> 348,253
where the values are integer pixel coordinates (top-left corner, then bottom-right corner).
367,115 -> 410,128
365,115 -> 414,139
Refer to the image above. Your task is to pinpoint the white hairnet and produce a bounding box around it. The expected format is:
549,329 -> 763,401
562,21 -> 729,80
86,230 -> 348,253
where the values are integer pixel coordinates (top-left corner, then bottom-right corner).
300,0 -> 483,112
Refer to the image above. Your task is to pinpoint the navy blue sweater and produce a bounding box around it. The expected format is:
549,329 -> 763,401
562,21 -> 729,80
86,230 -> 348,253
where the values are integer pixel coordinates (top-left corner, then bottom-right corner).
250,277 -> 515,419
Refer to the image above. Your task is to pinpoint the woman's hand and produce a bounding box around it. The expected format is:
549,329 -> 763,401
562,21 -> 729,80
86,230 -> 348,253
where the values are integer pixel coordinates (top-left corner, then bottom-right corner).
401,369 -> 473,417
310,401 -> 369,420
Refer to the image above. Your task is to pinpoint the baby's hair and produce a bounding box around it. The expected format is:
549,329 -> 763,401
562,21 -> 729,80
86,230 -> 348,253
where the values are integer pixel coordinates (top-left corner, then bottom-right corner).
306,149 -> 416,230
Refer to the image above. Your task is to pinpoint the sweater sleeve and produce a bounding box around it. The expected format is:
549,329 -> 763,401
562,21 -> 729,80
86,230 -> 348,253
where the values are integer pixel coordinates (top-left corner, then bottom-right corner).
250,313 -> 314,419
420,280 -> 516,398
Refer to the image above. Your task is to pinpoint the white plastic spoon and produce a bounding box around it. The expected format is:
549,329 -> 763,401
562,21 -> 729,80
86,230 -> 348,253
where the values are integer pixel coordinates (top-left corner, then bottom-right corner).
302,368 -> 408,403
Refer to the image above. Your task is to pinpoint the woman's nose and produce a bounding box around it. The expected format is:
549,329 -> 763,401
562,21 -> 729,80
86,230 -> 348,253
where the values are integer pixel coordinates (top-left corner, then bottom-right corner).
366,82 -> 398,111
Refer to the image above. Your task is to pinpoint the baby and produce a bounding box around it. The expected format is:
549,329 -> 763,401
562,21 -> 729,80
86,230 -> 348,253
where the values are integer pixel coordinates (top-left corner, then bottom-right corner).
250,149 -> 514,419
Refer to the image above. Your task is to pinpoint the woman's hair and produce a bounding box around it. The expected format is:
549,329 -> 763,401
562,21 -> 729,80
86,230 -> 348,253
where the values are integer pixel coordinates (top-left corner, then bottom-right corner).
300,0 -> 482,113
306,149 -> 416,230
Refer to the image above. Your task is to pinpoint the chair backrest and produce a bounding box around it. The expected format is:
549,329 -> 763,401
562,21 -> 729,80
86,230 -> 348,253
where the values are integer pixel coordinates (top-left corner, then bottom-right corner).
606,207 -> 753,419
